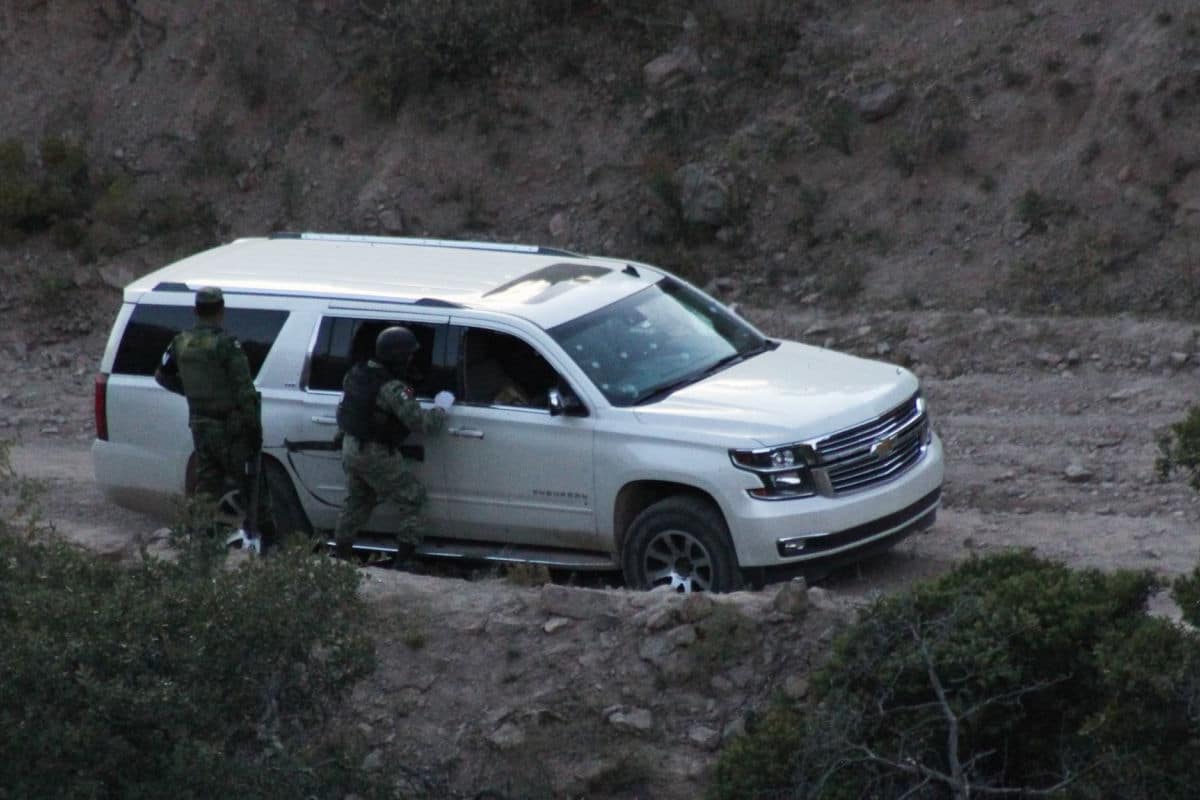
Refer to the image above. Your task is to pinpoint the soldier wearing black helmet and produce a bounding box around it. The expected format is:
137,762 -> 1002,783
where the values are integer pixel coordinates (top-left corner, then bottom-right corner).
333,325 -> 455,561
155,286 -> 275,549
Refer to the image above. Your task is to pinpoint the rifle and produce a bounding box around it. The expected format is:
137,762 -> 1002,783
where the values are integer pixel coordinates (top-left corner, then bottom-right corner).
240,450 -> 263,554
224,449 -> 263,554
240,395 -> 265,554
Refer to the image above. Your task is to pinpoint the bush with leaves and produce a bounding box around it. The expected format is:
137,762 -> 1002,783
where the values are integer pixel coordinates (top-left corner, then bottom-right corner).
352,0 -> 802,115
0,445 -> 384,799
709,550 -> 1200,800
0,137 -> 92,240
1157,405 -> 1200,491
1173,564 -> 1200,627
1149,402 -> 1200,626
354,0 -> 548,115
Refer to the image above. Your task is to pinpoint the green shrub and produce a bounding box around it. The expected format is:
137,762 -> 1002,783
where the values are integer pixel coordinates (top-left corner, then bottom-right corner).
40,136 -> 90,194
1088,616 -> 1200,796
0,139 -> 43,234
0,136 -> 95,243
1173,565 -> 1200,627
92,174 -> 139,227
814,97 -> 858,156
693,602 -> 757,670
0,135 -> 210,255
503,562 -> 552,586
0,451 -> 384,800
31,273 -> 75,311
144,189 -> 216,237
1157,405 -> 1200,491
823,257 -> 868,304
34,136 -> 92,224
887,85 -> 968,175
186,117 -> 241,179
354,0 -> 547,115
219,24 -> 294,110
712,0 -> 803,79
1016,188 -> 1054,232
709,551 -> 1198,800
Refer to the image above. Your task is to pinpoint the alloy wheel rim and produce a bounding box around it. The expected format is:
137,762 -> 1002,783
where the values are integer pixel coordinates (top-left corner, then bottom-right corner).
643,528 -> 713,593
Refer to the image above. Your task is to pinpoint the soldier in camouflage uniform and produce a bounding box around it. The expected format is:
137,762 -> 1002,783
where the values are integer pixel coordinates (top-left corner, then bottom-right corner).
333,326 -> 451,562
154,286 -> 274,543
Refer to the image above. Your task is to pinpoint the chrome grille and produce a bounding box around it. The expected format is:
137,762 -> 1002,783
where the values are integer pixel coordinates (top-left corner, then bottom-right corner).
814,394 -> 928,495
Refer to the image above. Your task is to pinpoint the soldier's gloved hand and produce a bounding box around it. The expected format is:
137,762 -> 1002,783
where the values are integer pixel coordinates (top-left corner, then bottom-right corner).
433,390 -> 455,411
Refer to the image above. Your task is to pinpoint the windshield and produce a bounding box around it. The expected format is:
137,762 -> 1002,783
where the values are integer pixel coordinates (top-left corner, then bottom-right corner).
548,276 -> 771,406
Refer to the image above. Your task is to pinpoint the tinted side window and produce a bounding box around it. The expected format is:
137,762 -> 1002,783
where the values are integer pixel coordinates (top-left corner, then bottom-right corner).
308,317 -> 442,396
112,305 -> 289,377
459,328 -> 563,409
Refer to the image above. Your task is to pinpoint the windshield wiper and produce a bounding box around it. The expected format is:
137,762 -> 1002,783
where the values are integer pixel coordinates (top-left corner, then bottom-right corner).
699,341 -> 774,375
633,344 -> 771,405
633,374 -> 705,405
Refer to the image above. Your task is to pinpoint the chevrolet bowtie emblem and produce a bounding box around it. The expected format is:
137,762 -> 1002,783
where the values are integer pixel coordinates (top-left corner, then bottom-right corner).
871,435 -> 897,459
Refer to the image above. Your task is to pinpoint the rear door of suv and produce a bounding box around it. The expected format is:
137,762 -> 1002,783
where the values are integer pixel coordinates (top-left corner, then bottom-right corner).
282,308 -> 454,534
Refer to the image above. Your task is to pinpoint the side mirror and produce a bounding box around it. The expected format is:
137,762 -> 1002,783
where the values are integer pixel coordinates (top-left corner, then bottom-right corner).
547,387 -> 586,417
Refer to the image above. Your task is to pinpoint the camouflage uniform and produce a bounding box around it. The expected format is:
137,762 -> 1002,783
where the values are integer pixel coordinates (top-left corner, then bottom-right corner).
334,360 -> 445,551
157,312 -> 273,533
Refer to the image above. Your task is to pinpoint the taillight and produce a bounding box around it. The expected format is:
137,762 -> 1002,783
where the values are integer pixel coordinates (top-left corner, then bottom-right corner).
94,372 -> 108,441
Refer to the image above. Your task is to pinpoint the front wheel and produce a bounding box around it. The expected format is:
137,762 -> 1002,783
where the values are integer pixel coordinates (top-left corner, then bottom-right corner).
621,497 -> 740,593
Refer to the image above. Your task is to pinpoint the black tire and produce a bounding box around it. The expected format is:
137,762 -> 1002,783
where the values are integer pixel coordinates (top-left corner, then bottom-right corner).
621,496 -> 740,593
263,459 -> 314,544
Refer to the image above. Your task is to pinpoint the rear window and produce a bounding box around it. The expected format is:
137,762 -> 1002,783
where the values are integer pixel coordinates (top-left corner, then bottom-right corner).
112,304 -> 289,377
307,317 -> 442,396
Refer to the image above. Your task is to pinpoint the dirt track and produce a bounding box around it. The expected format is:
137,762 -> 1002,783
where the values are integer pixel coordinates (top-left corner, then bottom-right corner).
9,306 -> 1200,595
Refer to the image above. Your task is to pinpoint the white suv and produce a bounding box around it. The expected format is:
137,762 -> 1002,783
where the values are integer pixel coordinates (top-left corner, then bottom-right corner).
92,233 -> 943,592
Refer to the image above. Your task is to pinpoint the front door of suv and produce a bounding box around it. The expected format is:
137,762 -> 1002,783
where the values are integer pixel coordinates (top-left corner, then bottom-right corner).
440,323 -> 598,551
285,311 -> 453,534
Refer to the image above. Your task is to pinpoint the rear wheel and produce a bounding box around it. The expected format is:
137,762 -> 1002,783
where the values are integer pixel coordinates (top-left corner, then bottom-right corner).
621,496 -> 740,593
263,459 -> 313,544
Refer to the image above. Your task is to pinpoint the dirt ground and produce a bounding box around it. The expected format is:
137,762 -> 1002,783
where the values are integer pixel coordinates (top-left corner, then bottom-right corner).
4,289 -> 1199,797
11,294 -> 1200,587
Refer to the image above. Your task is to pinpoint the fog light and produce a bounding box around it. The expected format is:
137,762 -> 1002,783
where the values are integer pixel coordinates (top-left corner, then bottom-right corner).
778,536 -> 824,557
773,471 -> 805,489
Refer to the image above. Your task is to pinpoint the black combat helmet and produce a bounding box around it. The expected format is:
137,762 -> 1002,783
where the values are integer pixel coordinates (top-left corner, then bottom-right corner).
194,286 -> 224,312
375,326 -> 419,372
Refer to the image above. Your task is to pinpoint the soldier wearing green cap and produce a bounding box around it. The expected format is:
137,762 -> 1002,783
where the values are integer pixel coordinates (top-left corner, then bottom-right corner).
155,286 -> 274,546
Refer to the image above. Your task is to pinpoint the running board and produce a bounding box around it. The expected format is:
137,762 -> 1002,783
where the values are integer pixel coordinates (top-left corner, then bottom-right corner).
326,534 -> 619,571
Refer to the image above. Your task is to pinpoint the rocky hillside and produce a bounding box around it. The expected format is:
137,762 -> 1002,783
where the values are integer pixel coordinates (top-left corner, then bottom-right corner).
3,0 -> 1200,328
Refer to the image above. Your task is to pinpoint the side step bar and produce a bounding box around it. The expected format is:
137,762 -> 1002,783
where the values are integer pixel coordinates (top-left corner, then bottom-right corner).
324,534 -> 619,571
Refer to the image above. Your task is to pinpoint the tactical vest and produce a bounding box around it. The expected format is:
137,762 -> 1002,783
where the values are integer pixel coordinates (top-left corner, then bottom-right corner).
337,363 -> 410,447
176,328 -> 239,417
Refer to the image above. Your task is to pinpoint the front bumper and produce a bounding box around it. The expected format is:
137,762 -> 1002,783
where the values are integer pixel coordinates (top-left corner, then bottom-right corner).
775,486 -> 939,559
726,432 -> 944,568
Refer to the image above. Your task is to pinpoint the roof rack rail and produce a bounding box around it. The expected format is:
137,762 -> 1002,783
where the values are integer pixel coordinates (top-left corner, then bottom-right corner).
269,231 -> 579,258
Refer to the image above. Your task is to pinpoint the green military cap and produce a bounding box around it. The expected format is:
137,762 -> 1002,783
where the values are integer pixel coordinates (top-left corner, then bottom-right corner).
195,286 -> 224,311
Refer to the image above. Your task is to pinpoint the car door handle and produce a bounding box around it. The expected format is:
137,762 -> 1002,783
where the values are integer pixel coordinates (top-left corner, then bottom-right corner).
448,427 -> 484,439
311,416 -> 337,425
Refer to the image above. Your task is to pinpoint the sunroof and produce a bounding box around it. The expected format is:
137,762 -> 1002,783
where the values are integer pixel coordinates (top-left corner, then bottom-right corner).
482,263 -> 611,305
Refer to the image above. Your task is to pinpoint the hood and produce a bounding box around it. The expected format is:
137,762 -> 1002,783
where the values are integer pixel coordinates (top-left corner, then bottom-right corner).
631,340 -> 919,446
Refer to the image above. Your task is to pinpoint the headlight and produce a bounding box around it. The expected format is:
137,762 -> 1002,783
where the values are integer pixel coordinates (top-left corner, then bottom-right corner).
730,446 -> 817,499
